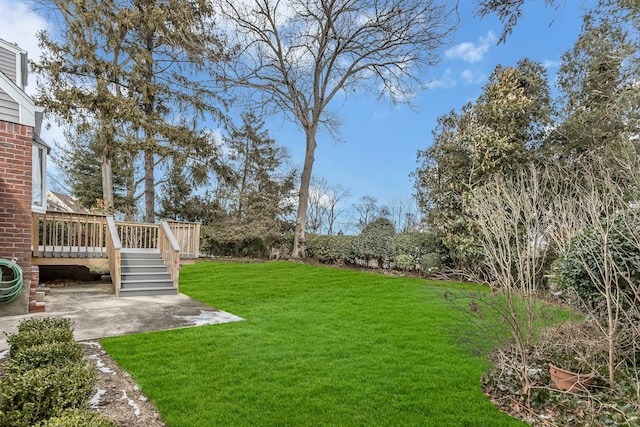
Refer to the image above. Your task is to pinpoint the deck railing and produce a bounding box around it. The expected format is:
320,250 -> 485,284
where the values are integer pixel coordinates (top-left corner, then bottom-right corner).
32,212 -> 108,258
33,213 -> 200,258
105,216 -> 122,296
159,221 -> 181,290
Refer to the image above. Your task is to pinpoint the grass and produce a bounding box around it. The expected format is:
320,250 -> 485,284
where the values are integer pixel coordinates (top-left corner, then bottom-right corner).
100,261 -> 528,426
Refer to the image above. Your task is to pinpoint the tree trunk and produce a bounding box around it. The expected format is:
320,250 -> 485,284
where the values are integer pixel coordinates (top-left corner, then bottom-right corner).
292,131 -> 317,259
101,157 -> 114,213
142,25 -> 156,224
144,148 -> 155,223
99,119 -> 115,214
124,161 -> 136,222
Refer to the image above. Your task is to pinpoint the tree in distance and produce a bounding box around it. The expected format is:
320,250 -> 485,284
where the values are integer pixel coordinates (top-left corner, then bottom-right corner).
213,0 -> 456,258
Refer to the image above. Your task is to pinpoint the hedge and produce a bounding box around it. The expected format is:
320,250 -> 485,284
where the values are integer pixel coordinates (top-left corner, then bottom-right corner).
0,318 -> 99,427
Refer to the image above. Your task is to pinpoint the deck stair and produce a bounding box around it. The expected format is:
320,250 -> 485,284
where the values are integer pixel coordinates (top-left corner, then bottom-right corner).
119,250 -> 177,297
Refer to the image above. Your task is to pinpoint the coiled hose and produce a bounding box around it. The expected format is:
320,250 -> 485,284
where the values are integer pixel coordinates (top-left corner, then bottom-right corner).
0,258 -> 23,303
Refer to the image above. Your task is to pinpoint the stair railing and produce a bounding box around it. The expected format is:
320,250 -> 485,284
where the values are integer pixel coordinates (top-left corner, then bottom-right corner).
159,221 -> 180,291
167,221 -> 201,259
106,216 -> 122,297
116,221 -> 159,250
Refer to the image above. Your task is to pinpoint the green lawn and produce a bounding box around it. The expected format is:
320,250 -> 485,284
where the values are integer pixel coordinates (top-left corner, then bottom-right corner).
100,261 -> 527,426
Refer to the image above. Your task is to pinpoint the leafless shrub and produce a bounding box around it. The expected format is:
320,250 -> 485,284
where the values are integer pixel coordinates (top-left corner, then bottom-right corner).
462,149 -> 640,405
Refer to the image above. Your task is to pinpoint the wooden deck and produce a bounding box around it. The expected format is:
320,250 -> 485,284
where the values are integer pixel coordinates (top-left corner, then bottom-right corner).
32,246 -> 108,266
31,212 -> 200,266
31,212 -> 200,295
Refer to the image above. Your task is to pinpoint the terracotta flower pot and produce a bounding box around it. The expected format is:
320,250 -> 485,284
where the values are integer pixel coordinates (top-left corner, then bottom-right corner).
549,364 -> 596,392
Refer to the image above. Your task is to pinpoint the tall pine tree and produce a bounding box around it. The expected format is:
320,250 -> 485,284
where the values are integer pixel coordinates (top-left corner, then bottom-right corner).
34,0 -> 228,221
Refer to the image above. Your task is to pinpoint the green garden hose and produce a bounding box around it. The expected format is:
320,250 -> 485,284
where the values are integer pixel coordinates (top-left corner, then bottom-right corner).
0,258 -> 23,303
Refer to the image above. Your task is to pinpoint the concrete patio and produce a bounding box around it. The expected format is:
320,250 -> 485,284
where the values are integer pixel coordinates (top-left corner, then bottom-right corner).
0,281 -> 243,351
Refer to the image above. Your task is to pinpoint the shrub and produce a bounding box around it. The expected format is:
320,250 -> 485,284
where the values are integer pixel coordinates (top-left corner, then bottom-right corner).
555,210 -> 640,309
4,341 -> 84,374
390,232 -> 445,272
36,409 -> 119,427
390,231 -> 439,256
420,253 -> 441,277
0,362 -> 97,427
7,318 -> 75,357
394,254 -> 415,271
305,234 -> 355,263
352,218 -> 396,268
16,317 -> 73,333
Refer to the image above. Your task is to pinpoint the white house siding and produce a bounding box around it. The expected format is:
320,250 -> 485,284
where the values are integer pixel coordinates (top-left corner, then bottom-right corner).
0,45 -> 17,83
0,88 -> 20,123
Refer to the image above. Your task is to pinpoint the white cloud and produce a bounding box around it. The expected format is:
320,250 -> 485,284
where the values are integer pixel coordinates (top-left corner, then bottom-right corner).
423,68 -> 456,90
460,70 -> 474,83
460,69 -> 486,85
445,31 -> 497,63
0,0 -> 48,94
542,59 -> 561,69
0,0 -> 66,169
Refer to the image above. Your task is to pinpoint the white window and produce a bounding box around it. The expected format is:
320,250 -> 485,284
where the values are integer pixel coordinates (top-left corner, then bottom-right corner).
31,143 -> 46,212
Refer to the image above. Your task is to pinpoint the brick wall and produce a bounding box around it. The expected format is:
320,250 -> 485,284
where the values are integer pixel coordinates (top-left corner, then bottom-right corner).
0,120 -> 33,315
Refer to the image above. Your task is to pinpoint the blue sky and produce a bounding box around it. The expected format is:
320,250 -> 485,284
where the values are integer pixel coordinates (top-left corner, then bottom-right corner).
283,0 -> 595,206
2,0 -> 596,220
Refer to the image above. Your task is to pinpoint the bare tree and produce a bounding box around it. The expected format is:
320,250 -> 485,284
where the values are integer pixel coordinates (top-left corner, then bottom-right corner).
306,177 -> 330,234
469,164 -> 552,402
214,0 -> 455,257
387,195 -> 420,232
324,182 -> 350,235
352,195 -> 383,232
475,0 -> 560,43
307,177 -> 351,234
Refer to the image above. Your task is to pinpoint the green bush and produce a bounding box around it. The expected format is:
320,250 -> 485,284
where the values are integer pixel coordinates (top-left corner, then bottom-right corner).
420,253 -> 441,277
4,341 -> 84,374
0,362 -> 97,427
7,318 -> 75,357
352,218 -> 396,268
555,209 -> 640,309
16,318 -> 73,334
306,234 -> 355,263
200,231 -> 293,258
36,409 -> 119,427
394,254 -> 415,271
388,232 -> 445,272
390,232 -> 434,257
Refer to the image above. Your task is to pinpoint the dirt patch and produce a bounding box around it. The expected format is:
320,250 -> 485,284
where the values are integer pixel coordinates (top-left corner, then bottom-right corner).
81,341 -> 166,426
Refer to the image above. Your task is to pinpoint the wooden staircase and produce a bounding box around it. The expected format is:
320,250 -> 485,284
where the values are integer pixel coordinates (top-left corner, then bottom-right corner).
119,250 -> 178,297
31,213 -> 201,298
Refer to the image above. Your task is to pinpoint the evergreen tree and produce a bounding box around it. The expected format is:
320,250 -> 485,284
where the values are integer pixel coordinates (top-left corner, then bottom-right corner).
209,112 -> 297,255
34,0 -> 228,222
550,11 -> 639,160
414,60 -> 551,269
55,123 -> 135,213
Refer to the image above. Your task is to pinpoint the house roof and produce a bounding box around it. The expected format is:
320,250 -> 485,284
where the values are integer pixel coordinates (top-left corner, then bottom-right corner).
34,133 -> 51,153
0,38 -> 27,89
0,39 -> 48,147
46,191 -> 90,214
0,39 -> 27,59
